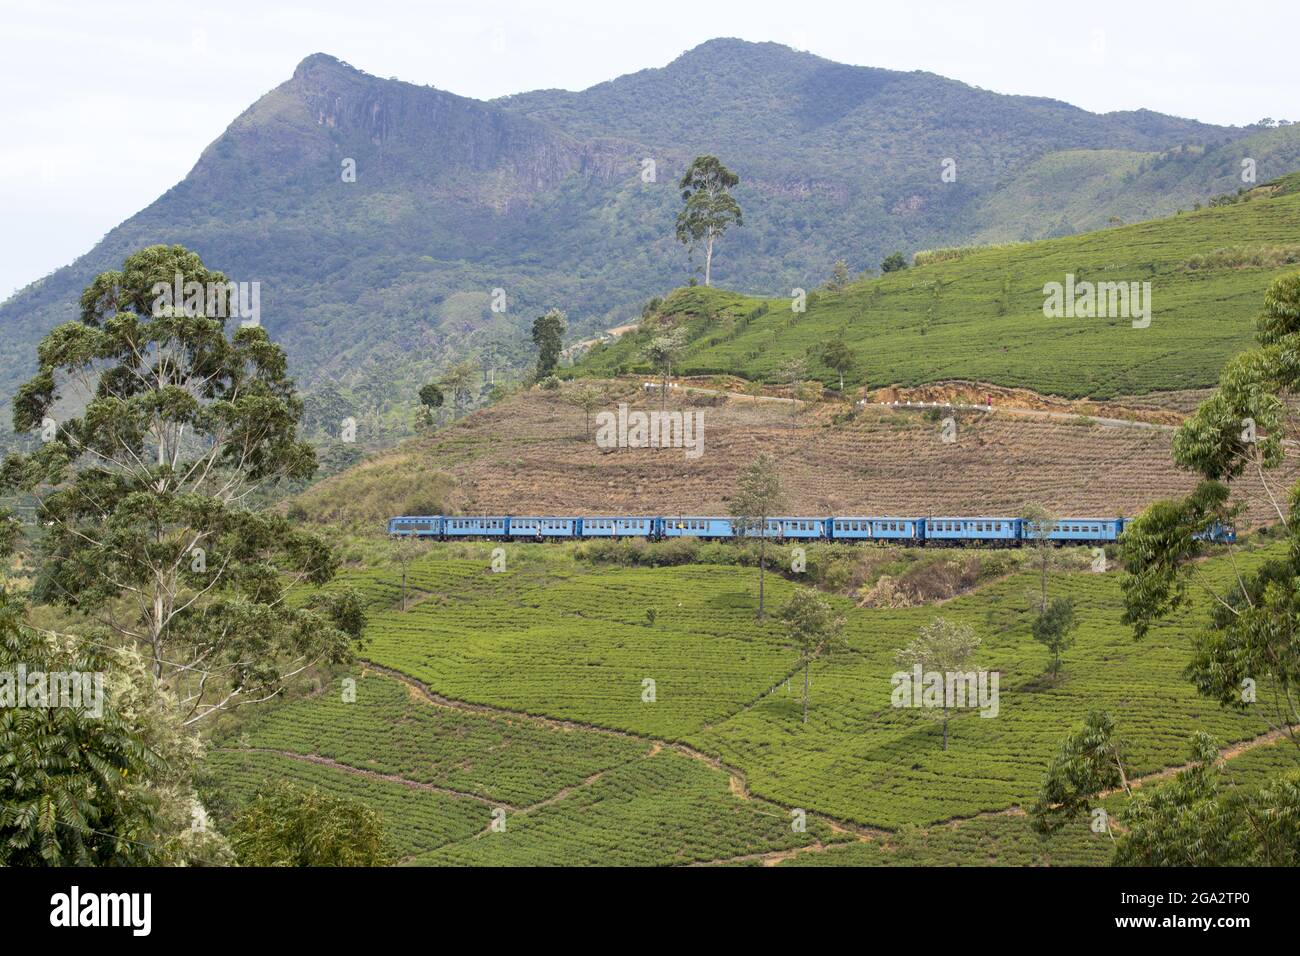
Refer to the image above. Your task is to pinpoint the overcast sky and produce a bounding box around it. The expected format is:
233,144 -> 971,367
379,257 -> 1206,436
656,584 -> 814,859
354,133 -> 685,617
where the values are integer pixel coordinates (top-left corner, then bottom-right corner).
1,0 -> 1296,300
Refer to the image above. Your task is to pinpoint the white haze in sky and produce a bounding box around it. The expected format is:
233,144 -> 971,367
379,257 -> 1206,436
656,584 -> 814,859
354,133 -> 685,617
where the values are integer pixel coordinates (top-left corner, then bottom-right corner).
0,0 -> 1296,299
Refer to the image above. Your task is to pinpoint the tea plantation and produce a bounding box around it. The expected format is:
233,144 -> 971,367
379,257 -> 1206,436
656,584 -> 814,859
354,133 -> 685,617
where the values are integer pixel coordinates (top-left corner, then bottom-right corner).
209,539 -> 1292,864
575,186 -> 1300,399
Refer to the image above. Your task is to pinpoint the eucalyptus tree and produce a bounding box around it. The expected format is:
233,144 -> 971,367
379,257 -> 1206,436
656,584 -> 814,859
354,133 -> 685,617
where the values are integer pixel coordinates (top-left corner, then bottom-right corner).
822,337 -> 856,392
566,382 -> 607,438
416,381 -> 444,433
1033,715 -> 1300,864
0,245 -> 364,726
675,155 -> 742,286
1030,710 -> 1130,837
1120,273 -> 1300,748
1019,503 -> 1057,614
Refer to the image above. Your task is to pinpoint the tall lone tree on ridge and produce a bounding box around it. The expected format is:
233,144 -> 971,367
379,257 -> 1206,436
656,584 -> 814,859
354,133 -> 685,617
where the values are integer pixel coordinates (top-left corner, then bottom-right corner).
416,381 -> 444,432
676,156 -> 742,287
0,244 -> 364,726
729,454 -> 786,620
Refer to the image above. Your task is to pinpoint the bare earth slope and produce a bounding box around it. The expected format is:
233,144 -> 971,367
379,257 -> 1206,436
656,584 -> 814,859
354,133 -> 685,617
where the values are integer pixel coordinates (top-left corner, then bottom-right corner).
299,383 -> 1295,528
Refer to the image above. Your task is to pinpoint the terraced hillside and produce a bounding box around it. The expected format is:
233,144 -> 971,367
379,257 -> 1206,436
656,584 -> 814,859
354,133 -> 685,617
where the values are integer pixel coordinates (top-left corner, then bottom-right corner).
576,180 -> 1300,398
207,539 -> 1296,865
294,381 -> 1297,532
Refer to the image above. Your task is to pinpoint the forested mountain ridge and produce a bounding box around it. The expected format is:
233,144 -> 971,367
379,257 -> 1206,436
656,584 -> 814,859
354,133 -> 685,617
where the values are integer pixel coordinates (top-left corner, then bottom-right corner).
2,39 -> 1292,446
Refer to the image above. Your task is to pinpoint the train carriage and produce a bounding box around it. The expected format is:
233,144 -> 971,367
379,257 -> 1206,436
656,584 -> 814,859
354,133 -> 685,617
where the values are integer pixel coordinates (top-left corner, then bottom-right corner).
774,517 -> 828,540
579,517 -> 656,538
442,516 -> 509,538
387,515 -> 443,537
659,516 -> 734,539
926,516 -> 1021,545
509,516 -> 577,539
831,517 -> 924,543
1044,518 -> 1124,544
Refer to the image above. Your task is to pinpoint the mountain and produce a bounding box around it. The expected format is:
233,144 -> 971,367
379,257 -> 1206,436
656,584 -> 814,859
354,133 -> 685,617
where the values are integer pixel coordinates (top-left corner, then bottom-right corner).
2,39 -> 1295,444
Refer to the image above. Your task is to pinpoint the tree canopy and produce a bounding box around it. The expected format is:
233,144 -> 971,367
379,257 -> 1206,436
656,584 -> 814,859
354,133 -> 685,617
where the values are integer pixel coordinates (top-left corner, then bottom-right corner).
0,245 -> 364,726
675,156 -> 742,287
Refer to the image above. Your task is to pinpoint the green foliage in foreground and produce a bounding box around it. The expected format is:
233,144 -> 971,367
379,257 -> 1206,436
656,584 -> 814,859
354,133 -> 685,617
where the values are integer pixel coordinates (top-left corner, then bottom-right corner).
574,191 -> 1300,398
782,736 -> 1300,866
0,589 -> 164,865
0,244 -> 364,726
230,780 -> 392,866
1,588 -> 231,866
207,749 -> 484,860
1115,734 -> 1300,866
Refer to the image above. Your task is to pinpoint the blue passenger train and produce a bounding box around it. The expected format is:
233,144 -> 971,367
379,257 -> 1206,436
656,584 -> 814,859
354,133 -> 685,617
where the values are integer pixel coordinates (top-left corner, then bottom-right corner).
386,514 -> 1236,546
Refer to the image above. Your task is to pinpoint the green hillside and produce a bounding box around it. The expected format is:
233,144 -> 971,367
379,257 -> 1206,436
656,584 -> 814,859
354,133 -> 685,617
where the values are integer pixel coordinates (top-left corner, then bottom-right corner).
962,127 -> 1300,243
205,538 -> 1287,865
575,182 -> 1300,398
